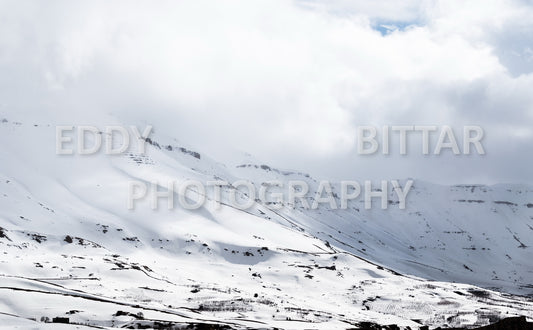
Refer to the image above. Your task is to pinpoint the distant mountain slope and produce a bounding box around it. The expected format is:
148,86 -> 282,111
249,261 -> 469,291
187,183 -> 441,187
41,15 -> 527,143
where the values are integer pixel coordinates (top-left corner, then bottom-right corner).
237,163 -> 533,296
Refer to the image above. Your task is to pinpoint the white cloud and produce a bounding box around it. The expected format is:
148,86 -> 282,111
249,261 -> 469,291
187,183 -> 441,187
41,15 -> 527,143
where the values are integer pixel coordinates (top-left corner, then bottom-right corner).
0,0 -> 532,184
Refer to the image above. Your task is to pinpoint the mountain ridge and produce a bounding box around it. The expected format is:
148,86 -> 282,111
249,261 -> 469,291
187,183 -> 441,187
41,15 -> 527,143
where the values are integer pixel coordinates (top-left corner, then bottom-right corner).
0,116 -> 532,329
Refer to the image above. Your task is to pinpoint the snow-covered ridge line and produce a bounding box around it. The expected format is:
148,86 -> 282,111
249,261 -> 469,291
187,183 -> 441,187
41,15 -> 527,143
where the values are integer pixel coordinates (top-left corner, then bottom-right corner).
1,118 -> 532,328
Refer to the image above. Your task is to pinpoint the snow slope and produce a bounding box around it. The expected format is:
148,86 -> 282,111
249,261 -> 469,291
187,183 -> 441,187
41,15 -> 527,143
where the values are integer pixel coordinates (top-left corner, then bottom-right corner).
0,113 -> 532,329
236,167 -> 533,296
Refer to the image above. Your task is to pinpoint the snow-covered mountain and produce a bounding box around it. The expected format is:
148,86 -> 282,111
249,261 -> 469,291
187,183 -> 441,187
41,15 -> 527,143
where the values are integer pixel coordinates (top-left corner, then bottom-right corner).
0,113 -> 532,329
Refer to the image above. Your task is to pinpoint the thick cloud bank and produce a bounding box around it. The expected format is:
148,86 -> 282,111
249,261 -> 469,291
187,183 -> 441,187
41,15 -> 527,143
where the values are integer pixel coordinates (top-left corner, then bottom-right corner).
0,0 -> 531,184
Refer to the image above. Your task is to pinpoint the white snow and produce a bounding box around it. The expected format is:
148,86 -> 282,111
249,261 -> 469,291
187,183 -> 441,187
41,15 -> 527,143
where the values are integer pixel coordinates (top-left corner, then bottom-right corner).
0,115 -> 532,329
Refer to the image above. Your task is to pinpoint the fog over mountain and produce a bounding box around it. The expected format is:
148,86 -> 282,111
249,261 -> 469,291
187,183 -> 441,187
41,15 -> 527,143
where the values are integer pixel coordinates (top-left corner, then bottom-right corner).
1,0 -> 532,184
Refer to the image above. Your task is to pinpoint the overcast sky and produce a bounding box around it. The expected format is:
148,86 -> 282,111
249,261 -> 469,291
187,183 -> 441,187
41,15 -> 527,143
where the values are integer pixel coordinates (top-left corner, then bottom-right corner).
1,0 -> 532,184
